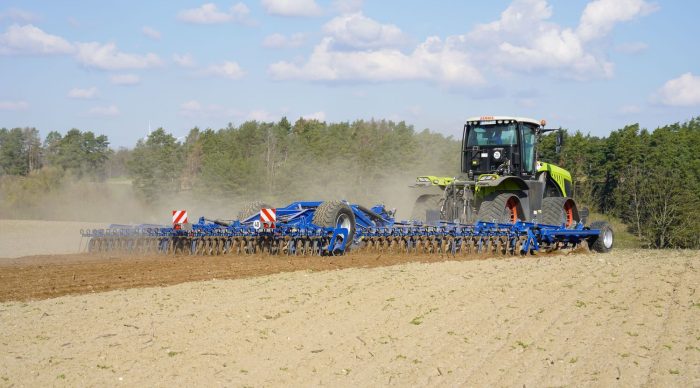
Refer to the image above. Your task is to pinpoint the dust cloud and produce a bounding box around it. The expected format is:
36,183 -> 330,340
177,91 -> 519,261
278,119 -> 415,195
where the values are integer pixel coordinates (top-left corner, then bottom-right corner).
0,156 -> 458,224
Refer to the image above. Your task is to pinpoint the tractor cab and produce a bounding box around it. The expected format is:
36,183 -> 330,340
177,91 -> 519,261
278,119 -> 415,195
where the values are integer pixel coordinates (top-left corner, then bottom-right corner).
462,116 -> 540,180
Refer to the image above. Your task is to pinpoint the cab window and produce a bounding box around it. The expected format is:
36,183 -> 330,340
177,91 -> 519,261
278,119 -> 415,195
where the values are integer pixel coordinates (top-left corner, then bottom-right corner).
520,125 -> 536,173
467,123 -> 517,146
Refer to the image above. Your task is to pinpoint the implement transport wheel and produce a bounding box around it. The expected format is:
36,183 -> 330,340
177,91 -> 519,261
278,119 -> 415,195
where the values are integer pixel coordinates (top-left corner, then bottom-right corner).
587,221 -> 614,253
312,200 -> 356,252
237,200 -> 272,221
541,197 -> 580,227
477,192 -> 525,224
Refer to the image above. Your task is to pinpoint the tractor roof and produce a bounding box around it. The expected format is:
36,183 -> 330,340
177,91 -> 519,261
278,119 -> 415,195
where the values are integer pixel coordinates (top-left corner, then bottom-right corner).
466,116 -> 542,127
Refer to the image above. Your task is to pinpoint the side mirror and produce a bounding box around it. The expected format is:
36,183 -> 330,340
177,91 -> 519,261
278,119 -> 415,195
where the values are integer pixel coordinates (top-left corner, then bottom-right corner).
555,130 -> 564,153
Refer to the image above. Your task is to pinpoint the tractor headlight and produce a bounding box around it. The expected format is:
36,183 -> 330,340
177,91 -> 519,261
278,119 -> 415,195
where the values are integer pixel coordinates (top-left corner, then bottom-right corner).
493,150 -> 502,160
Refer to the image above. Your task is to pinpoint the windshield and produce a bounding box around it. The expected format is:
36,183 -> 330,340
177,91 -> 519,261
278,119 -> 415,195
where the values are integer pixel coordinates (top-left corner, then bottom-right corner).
467,123 -> 517,146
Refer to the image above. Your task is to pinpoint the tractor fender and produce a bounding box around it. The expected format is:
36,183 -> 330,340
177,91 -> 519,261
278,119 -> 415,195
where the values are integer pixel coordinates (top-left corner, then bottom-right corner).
475,176 -> 529,191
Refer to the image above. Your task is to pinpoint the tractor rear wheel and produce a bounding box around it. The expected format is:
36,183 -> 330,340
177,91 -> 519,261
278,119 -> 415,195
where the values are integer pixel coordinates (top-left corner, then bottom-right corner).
587,221 -> 614,253
312,201 -> 356,251
237,201 -> 272,221
541,197 -> 580,227
477,192 -> 525,224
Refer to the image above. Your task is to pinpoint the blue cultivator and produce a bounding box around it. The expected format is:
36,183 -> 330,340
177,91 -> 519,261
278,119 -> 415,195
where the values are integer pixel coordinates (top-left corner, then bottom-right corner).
80,200 -> 613,256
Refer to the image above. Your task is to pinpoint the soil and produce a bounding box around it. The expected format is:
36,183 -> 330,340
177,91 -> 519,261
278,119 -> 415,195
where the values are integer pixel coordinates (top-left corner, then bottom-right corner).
0,251 -> 516,302
1,249 -> 699,386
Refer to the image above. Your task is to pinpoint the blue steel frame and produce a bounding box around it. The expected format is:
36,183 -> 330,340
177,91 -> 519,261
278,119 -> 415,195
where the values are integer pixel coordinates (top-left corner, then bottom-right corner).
81,200 -> 604,255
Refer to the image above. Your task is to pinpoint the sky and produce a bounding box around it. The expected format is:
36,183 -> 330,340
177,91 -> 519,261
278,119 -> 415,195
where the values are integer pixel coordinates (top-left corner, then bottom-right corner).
0,0 -> 698,147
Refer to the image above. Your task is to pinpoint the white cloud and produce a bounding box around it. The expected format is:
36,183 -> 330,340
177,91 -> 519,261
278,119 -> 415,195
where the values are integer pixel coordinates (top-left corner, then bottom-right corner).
406,105 -> 422,117
577,0 -> 658,42
262,32 -> 306,48
654,73 -> 700,107
142,26 -> 161,40
88,105 -> 119,117
269,36 -> 484,86
178,2 -> 251,24
0,100 -> 29,110
301,111 -> 326,121
615,41 -> 648,54
179,100 -> 205,117
173,53 -> 196,67
323,13 -> 406,49
248,109 -> 277,121
67,87 -> 98,99
179,99 -> 242,118
109,74 -> 141,85
465,0 -> 617,79
75,42 -> 162,70
230,2 -> 253,22
332,0 -> 363,14
463,0 -> 655,80
179,100 -> 287,122
261,0 -> 322,17
204,61 -> 246,79
0,8 -> 39,22
270,0 -> 655,85
619,104 -> 641,114
0,24 -> 74,55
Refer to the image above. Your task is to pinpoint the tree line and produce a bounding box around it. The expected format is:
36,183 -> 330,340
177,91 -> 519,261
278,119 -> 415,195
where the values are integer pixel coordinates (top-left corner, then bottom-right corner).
1,117 -> 699,248
539,117 -> 700,249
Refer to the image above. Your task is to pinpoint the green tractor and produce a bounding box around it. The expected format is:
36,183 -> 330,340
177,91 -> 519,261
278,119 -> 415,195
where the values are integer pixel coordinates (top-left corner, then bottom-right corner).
411,116 -> 585,227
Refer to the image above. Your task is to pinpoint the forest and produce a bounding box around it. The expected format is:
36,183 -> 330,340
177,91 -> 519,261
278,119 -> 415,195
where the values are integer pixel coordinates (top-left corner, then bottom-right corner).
1,116 -> 699,249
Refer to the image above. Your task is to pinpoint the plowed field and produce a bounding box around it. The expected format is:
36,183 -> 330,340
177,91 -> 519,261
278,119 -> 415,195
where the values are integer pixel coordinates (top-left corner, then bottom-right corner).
1,249 -> 699,386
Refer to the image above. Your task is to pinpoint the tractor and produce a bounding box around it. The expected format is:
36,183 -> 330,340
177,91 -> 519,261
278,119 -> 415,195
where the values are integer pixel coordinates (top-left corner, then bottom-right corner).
81,116 -> 614,256
411,116 -> 586,228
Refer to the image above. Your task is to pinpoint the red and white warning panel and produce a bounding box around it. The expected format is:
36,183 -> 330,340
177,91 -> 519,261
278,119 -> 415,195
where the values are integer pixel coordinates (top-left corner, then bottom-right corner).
260,208 -> 276,228
172,210 -> 188,225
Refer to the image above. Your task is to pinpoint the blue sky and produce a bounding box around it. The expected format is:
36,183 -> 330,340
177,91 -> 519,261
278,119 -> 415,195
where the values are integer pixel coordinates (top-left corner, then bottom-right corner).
0,0 -> 698,147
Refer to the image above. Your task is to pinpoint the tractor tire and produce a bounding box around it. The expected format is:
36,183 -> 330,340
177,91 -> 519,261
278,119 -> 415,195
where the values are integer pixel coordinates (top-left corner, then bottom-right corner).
312,200 -> 356,250
477,192 -> 525,224
541,197 -> 580,227
410,194 -> 443,222
587,221 -> 614,253
237,201 -> 272,221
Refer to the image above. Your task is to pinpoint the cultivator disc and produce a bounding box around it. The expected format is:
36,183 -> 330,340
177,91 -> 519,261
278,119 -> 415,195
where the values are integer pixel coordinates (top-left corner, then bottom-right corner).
81,221 -> 598,257
81,226 -> 346,256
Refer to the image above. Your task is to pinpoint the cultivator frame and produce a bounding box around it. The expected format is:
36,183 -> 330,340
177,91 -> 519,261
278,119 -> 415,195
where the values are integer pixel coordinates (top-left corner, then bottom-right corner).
81,200 -> 612,256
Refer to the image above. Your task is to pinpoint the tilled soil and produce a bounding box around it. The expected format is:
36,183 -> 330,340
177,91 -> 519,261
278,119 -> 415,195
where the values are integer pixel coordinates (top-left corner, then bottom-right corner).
0,251 -> 505,302
1,249 -> 698,386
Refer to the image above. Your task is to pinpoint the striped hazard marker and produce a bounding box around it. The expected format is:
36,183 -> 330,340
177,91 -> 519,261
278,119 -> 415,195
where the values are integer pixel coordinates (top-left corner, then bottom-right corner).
172,210 -> 188,226
260,208 -> 276,228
